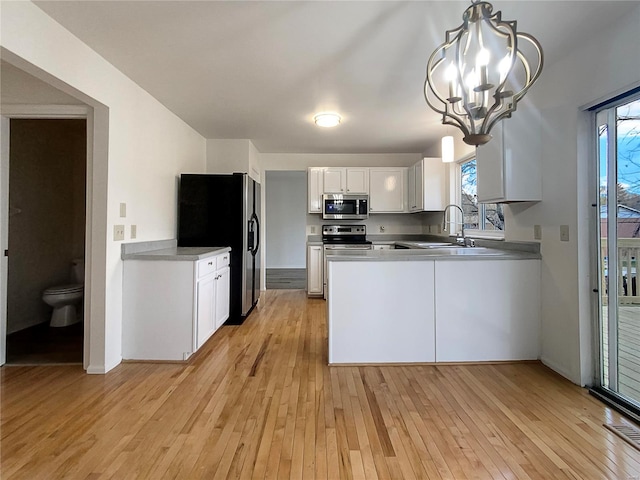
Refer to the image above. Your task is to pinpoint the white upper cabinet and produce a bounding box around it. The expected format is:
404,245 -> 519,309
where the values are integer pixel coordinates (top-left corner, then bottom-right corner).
369,167 -> 407,213
345,168 -> 369,194
308,167 -> 324,213
408,157 -> 445,212
319,167 -> 370,194
476,103 -> 542,203
308,167 -> 369,213
323,168 -> 346,193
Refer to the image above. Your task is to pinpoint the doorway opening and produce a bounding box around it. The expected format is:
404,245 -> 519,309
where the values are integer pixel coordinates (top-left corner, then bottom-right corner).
264,170 -> 307,290
5,118 -> 87,365
592,92 -> 640,417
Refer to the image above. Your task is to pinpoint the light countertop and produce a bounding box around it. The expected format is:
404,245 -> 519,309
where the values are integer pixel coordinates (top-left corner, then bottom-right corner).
326,247 -> 540,261
122,239 -> 230,261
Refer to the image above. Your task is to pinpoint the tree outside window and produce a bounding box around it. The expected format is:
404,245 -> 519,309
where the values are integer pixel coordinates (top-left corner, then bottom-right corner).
460,158 -> 504,232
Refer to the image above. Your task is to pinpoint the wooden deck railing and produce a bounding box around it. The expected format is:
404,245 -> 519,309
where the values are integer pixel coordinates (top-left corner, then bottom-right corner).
601,238 -> 640,305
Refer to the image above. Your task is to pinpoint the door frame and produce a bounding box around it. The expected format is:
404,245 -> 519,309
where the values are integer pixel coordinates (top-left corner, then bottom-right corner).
0,105 -> 92,368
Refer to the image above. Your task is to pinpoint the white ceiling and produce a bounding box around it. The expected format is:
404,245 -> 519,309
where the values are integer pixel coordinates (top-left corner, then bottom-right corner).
27,1 -> 637,154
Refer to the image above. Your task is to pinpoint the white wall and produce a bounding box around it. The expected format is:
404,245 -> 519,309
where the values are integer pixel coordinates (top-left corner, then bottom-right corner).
265,171 -> 306,268
1,2 -> 206,373
206,139 -> 261,183
501,5 -> 640,385
261,152 -> 421,170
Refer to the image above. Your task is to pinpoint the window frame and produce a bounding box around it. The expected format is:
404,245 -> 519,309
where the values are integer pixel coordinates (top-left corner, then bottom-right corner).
452,154 -> 505,240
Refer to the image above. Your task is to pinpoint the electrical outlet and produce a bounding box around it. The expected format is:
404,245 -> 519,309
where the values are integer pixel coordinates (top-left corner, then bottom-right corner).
560,225 -> 570,242
310,225 -> 316,234
131,224 -> 137,239
114,225 -> 125,241
379,225 -> 385,233
119,202 -> 126,218
534,225 -> 542,240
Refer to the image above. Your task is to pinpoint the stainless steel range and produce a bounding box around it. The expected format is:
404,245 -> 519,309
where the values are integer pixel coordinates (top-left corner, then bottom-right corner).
322,225 -> 372,298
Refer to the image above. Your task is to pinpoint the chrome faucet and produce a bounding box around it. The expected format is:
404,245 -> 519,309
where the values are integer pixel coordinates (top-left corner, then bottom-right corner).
442,204 -> 465,245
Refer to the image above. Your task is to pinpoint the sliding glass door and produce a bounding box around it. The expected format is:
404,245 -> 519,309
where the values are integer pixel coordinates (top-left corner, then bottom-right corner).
596,95 -> 640,408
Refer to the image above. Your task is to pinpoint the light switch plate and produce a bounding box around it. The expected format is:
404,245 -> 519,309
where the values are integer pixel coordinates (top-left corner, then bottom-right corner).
534,225 -> 542,240
119,203 -> 126,218
131,224 -> 137,239
114,225 -> 125,241
560,225 -> 570,242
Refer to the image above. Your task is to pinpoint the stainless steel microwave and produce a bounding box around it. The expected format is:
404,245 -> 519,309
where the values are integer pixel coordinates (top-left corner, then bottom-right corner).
322,194 -> 369,220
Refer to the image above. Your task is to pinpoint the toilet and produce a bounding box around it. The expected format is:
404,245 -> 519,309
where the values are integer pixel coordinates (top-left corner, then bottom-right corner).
42,259 -> 84,327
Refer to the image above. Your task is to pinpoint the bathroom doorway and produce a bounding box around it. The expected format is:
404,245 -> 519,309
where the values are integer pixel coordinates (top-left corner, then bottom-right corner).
4,118 -> 87,364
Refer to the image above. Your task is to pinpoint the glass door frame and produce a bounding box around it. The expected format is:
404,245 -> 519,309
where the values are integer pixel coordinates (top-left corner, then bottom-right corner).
590,91 -> 640,416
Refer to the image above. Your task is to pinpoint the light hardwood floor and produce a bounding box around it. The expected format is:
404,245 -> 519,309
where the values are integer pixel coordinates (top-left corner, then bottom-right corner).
2,289 -> 640,479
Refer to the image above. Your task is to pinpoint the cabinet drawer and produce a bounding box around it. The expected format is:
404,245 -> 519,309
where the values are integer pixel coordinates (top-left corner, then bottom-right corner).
217,252 -> 230,269
198,257 -> 217,278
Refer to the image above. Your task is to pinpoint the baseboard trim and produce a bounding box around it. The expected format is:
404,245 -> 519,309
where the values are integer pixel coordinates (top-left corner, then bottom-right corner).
541,356 -> 579,385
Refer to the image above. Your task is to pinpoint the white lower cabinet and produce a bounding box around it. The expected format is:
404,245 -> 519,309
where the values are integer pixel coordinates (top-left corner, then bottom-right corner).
307,245 -> 323,297
434,260 -> 540,362
196,272 -> 216,349
123,249 -> 231,361
215,265 -> 230,329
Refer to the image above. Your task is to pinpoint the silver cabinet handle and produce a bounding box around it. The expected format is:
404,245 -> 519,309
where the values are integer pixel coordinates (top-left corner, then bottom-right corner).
208,261 -> 213,266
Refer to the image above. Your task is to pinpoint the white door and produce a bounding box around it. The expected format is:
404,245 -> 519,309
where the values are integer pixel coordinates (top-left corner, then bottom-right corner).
307,245 -> 323,295
369,168 -> 406,213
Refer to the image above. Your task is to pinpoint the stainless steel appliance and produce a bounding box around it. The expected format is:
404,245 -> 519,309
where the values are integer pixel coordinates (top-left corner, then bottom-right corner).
322,225 -> 372,298
178,173 -> 261,324
322,194 -> 369,220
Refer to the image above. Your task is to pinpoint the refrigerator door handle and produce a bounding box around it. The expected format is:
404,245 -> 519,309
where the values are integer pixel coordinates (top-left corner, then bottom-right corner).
250,213 -> 260,256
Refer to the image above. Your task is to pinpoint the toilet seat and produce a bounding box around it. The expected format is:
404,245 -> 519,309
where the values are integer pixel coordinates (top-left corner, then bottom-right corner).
44,284 -> 83,295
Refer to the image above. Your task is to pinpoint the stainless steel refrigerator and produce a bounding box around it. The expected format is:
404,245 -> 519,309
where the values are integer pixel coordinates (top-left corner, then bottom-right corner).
178,173 -> 261,324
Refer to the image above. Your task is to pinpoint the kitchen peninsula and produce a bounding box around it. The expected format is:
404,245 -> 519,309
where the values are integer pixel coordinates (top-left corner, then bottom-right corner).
326,246 -> 541,365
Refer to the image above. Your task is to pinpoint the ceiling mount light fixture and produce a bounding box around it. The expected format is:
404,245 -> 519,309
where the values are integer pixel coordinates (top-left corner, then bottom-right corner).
314,112 -> 341,128
424,1 -> 543,146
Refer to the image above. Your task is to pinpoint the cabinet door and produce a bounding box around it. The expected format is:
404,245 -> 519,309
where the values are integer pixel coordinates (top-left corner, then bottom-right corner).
215,266 -> 230,329
408,163 -> 418,212
476,105 -> 541,203
307,245 -> 323,296
323,168 -> 346,193
476,122 -> 505,202
373,244 -> 393,250
369,168 -> 406,213
421,157 -> 445,211
308,168 -> 324,213
196,273 -> 216,348
346,168 -> 369,194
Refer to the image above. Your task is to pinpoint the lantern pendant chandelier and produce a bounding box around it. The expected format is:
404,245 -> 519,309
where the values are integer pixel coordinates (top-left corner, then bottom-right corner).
424,1 -> 543,146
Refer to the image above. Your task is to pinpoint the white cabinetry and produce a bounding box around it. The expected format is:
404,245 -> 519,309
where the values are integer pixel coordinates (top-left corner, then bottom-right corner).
328,260 -> 436,363
308,167 -> 324,213
434,260 -> 540,362
321,167 -> 369,194
308,167 -> 370,212
123,249 -> 231,361
323,168 -> 346,193
307,245 -> 323,297
345,168 -> 369,194
369,167 -> 407,213
476,104 -> 541,203
408,157 -> 445,212
196,270 -> 216,349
